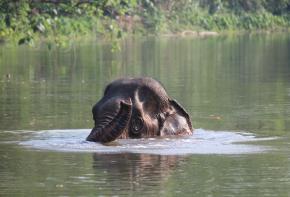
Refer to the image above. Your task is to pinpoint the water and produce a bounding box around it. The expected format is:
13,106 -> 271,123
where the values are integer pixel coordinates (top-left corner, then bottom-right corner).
17,129 -> 276,154
1,34 -> 290,196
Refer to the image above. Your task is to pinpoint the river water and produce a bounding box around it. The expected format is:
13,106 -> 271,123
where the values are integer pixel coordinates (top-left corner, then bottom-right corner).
1,34 -> 290,196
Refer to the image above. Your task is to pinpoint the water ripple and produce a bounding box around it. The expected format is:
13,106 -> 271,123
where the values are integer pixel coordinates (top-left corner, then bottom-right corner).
14,129 -> 278,155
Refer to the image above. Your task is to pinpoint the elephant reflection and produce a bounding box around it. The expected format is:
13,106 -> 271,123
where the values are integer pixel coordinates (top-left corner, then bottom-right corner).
87,77 -> 193,143
92,153 -> 185,192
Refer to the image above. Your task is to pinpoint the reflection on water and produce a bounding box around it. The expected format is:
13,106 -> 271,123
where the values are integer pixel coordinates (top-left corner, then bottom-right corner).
18,129 -> 275,154
91,153 -> 182,195
1,34 -> 290,196
1,34 -> 290,135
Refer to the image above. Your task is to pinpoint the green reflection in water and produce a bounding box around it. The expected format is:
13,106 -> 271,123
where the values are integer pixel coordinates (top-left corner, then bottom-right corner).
1,34 -> 290,135
1,34 -> 290,197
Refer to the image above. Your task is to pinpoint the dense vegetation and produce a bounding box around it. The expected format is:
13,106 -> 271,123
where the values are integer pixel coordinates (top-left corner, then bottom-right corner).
1,0 -> 290,46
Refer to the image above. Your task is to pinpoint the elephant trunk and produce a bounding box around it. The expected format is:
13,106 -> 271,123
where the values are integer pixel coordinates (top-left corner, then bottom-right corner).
86,99 -> 132,143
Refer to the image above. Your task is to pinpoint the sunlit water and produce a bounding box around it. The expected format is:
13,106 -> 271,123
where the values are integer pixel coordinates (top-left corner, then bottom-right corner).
1,34 -> 290,196
16,129 -> 276,154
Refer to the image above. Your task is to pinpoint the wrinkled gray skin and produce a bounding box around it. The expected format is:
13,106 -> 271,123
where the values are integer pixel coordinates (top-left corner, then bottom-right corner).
86,77 -> 193,143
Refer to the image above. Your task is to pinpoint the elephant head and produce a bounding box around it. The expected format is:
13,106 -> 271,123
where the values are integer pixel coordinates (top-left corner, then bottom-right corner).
86,77 -> 193,143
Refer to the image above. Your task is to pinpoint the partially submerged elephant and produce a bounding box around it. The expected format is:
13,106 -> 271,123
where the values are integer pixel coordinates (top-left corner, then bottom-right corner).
86,77 -> 193,143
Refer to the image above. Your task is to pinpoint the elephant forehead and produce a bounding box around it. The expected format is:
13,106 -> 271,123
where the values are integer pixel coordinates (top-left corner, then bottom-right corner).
107,77 -> 168,95
105,83 -> 138,97
103,77 -> 170,112
134,89 -> 158,109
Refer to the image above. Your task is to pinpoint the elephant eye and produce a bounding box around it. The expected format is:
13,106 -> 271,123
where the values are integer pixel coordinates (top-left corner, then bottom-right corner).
131,117 -> 143,134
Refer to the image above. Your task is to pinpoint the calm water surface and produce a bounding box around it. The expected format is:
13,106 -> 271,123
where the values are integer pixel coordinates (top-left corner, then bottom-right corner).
1,34 -> 290,196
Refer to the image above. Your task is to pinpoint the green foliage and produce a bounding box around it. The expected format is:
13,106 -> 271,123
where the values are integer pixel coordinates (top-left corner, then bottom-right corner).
0,0 -> 290,46
263,0 -> 290,15
0,0 -> 138,46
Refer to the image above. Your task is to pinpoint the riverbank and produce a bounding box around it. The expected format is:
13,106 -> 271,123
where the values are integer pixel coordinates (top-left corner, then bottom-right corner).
1,1 -> 290,47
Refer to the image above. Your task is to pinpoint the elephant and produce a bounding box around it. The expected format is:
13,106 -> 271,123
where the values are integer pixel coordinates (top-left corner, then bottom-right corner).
86,77 -> 193,143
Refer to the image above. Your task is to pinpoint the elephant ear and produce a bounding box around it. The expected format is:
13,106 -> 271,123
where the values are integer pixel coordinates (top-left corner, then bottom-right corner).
86,99 -> 132,143
169,99 -> 193,131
